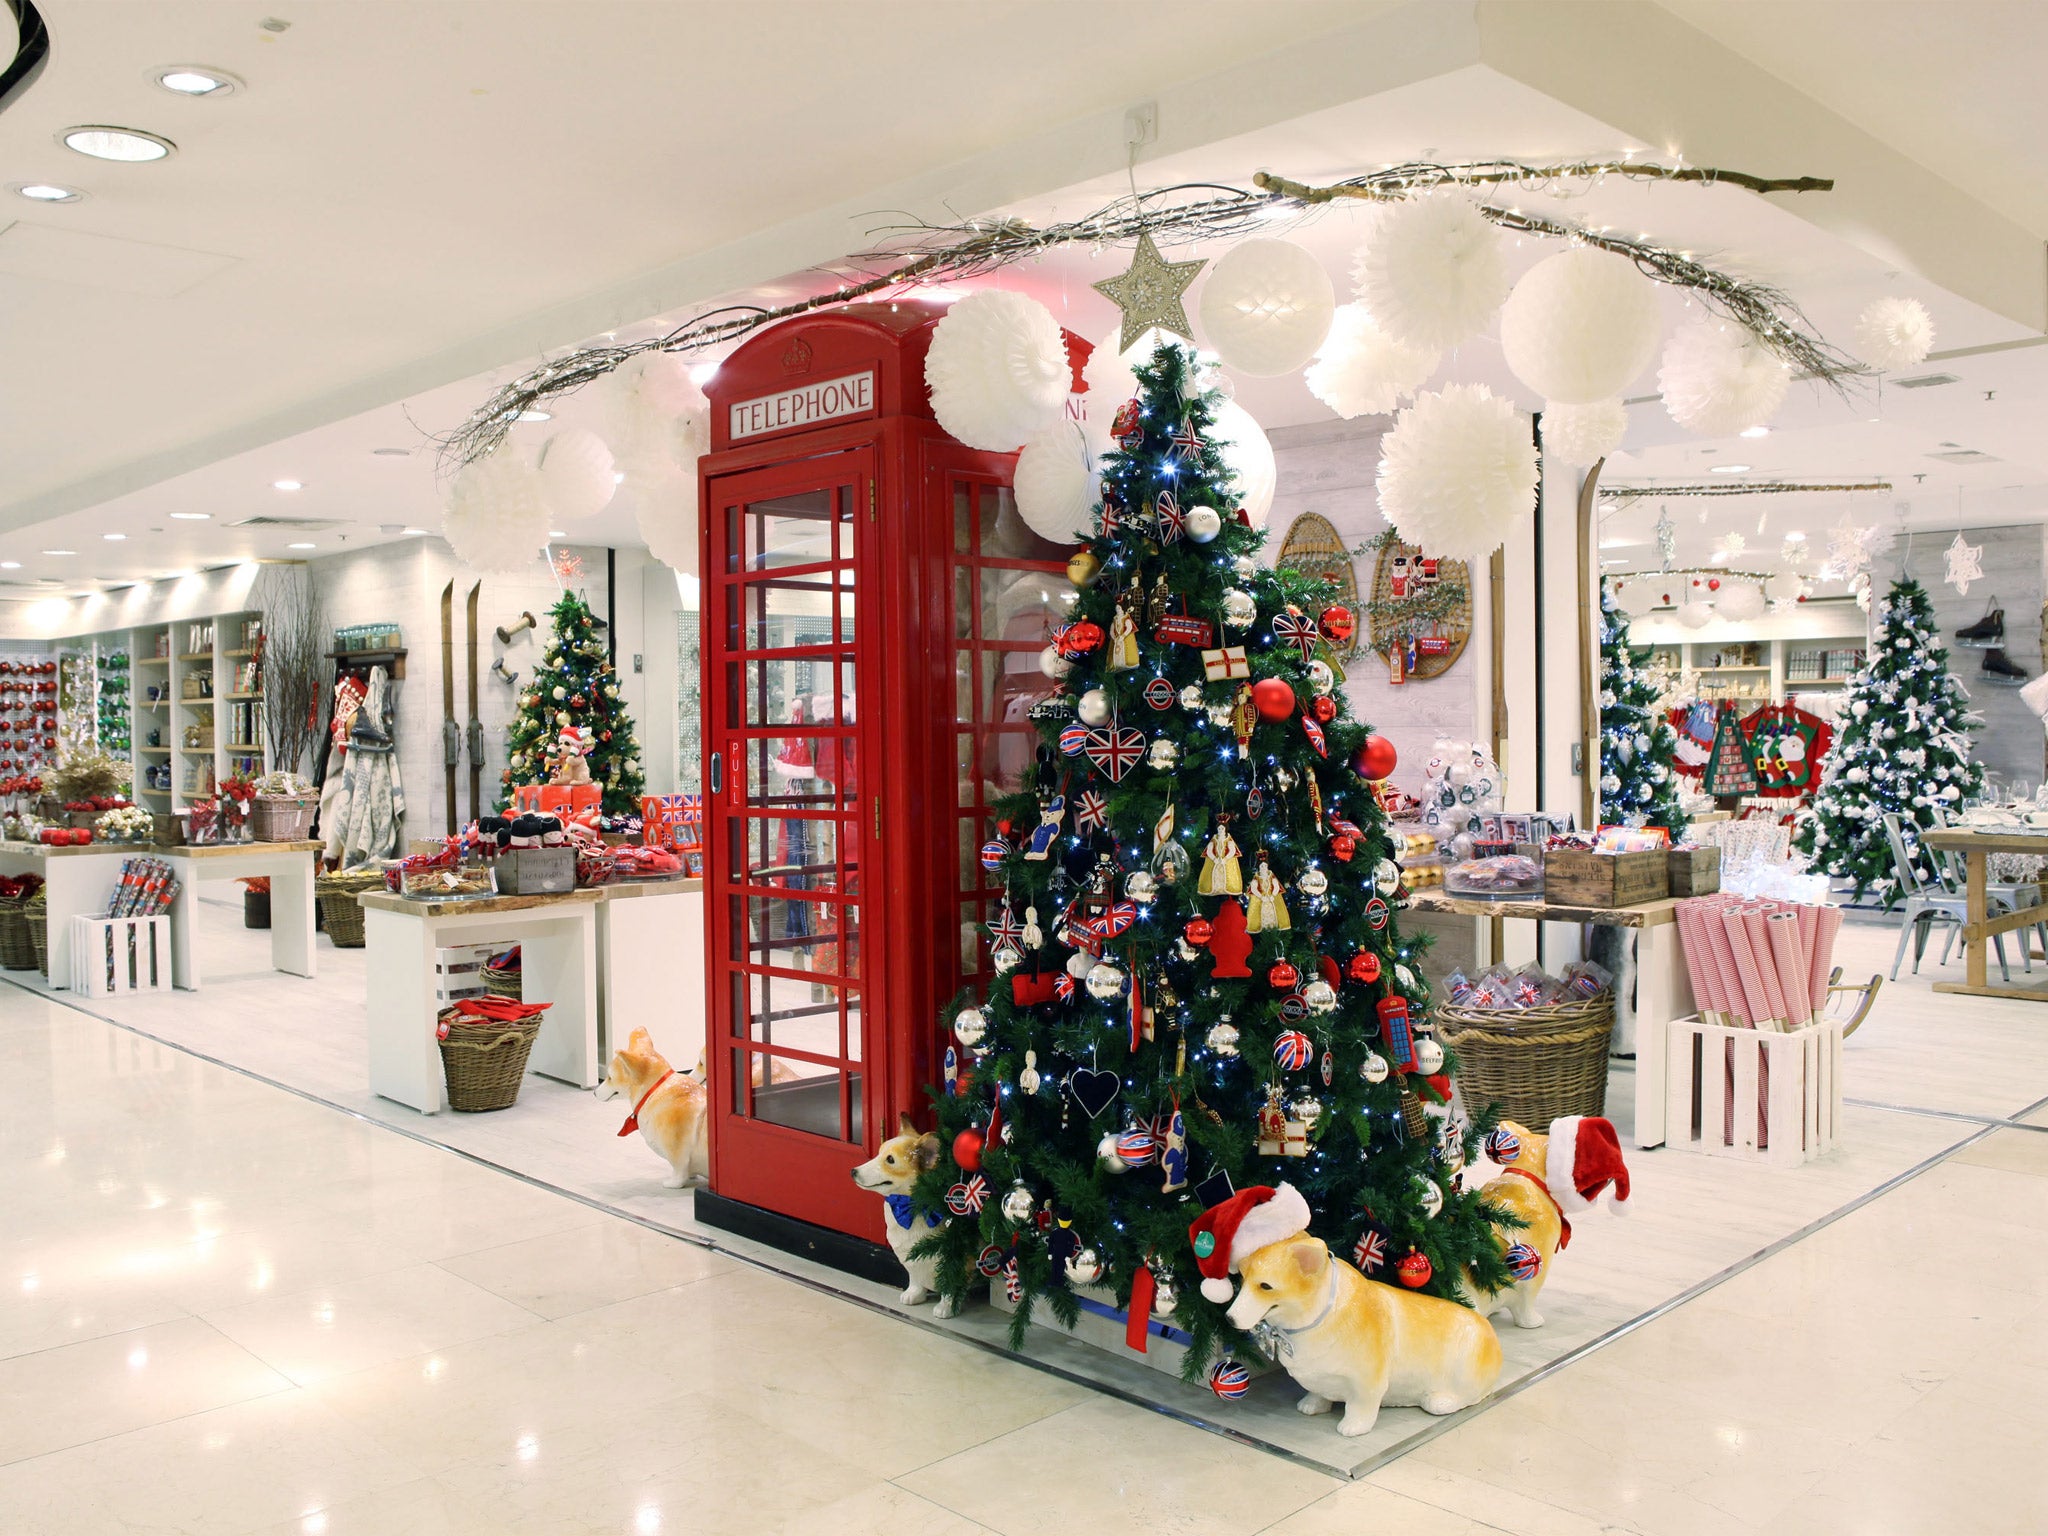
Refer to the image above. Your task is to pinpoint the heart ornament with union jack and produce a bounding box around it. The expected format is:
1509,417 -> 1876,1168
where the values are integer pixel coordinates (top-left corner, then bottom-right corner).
1085,725 -> 1146,782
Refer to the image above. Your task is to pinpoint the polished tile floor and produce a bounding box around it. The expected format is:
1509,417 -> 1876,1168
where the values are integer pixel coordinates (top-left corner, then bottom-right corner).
6,944 -> 2048,1531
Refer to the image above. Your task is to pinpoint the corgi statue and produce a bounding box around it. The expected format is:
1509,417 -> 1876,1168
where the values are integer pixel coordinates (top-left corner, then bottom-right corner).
851,1115 -> 956,1318
1462,1115 -> 1631,1329
1191,1183 -> 1499,1437
593,1027 -> 707,1188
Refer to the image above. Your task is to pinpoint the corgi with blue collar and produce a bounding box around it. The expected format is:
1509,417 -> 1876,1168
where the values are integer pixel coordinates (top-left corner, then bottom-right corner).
851,1115 -> 956,1318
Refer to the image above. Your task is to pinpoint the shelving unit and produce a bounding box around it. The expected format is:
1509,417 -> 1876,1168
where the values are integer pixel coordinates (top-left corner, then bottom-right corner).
1637,598 -> 1869,708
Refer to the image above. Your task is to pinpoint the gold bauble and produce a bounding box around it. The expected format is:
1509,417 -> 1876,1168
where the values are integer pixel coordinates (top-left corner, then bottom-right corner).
1067,550 -> 1104,588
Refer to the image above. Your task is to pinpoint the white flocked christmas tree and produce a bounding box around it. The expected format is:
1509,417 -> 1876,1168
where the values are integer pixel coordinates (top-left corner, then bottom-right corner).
1598,579 -> 1688,834
1793,576 -> 1982,902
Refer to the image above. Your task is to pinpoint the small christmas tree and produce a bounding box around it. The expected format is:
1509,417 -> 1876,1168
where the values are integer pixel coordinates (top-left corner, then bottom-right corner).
501,591 -> 645,814
918,341 -> 1511,1375
1793,577 -> 1982,902
1597,580 -> 1688,834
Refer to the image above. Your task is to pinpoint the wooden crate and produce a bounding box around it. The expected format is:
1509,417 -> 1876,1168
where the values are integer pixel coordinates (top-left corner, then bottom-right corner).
1542,848 -> 1669,907
1667,846 -> 1721,897
1665,1016 -> 1842,1166
69,915 -> 171,997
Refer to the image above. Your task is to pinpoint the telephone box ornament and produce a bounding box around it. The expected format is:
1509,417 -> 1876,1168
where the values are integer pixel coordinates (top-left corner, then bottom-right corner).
1379,994 -> 1418,1073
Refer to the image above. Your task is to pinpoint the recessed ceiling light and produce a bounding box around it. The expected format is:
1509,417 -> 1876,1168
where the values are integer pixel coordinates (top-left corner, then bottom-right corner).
169,512 -> 210,520
103,533 -> 126,542
60,126 -> 175,163
272,479 -> 302,491
12,182 -> 83,203
153,66 -> 242,98
1710,464 -> 1751,474
612,471 -> 626,484
548,531 -> 567,540
401,527 -> 430,536
41,549 -> 75,556
1785,530 -> 1806,541
287,542 -> 316,550
371,447 -> 411,458
0,562 -> 19,571
1739,425 -> 1771,439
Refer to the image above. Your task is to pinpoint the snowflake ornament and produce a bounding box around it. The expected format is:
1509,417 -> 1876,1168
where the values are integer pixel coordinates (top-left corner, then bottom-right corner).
1820,514 -> 1882,584
1944,532 -> 1984,596
1715,531 -> 1747,559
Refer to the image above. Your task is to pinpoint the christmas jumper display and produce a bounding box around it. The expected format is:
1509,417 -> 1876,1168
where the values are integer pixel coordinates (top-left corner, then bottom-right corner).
915,341 -> 1513,1376
1701,703 -> 1761,800
1596,578 -> 1687,834
500,591 -> 645,816
1738,704 -> 1832,798
1794,577 -> 1983,902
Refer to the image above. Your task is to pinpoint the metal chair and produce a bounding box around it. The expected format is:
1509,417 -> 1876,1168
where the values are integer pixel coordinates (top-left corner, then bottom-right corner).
1883,813 -> 2013,983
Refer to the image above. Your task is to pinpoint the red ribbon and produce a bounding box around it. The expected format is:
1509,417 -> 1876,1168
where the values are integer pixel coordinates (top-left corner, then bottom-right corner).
617,1069 -> 675,1138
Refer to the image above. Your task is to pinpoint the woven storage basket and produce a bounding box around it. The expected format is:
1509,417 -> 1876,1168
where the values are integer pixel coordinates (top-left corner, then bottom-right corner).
26,905 -> 46,978
315,869 -> 384,948
437,1010 -> 542,1112
252,795 -> 318,842
1433,995 -> 1614,1125
0,903 -> 36,970
483,966 -> 522,1001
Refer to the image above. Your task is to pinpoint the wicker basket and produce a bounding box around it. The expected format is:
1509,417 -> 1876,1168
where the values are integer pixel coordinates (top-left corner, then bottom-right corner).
482,967 -> 522,1001
252,795 -> 318,842
1434,995 -> 1614,1125
437,1010 -> 542,1111
0,904 -> 35,970
26,905 -> 46,978
315,869 -> 384,948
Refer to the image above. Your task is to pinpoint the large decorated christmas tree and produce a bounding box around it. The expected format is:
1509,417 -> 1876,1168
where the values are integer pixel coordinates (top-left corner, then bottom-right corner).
501,591 -> 645,815
919,343 -> 1510,1374
1794,576 -> 1982,901
1598,579 -> 1688,834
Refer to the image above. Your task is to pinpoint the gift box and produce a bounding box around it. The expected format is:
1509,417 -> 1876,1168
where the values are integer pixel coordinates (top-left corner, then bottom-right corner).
640,793 -> 705,875
513,782 -> 600,824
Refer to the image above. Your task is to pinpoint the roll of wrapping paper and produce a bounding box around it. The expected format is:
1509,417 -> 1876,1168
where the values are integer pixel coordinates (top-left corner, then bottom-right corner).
1791,901 -> 1820,1016
1809,904 -> 1844,1019
1741,908 -> 1790,1028
1766,911 -> 1811,1028
1700,899 -> 1752,1026
1677,901 -> 1733,1026
1719,908 -> 1776,1029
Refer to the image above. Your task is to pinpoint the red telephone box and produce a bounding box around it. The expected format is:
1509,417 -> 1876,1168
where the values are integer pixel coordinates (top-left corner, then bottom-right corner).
696,302 -> 1083,1248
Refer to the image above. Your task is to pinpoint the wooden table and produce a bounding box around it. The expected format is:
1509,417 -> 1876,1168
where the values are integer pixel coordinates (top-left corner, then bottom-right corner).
1405,890 -> 1693,1150
0,842 -> 148,989
161,840 -> 320,990
360,887 -> 601,1113
1923,827 -> 2048,1001
595,876 -> 703,1064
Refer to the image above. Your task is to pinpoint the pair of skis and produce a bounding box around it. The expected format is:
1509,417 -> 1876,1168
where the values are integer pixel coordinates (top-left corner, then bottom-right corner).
441,581 -> 486,834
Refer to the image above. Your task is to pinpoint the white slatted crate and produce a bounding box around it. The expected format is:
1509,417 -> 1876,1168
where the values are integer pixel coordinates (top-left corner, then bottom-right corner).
434,942 -> 499,1007
1666,1016 -> 1842,1166
70,915 -> 172,997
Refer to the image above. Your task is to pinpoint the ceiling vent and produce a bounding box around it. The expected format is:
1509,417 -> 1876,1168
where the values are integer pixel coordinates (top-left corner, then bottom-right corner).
1926,448 -> 2000,464
222,515 -> 346,530
1891,372 -> 1960,389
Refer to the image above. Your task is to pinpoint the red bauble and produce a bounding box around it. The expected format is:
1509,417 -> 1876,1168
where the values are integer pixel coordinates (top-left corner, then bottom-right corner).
1058,620 -> 1105,657
1311,695 -> 1337,723
1251,678 -> 1295,722
1317,605 -> 1356,644
571,693 -> 586,708
1349,952 -> 1381,984
1267,959 -> 1300,990
1184,917 -> 1214,945
600,730 -> 612,742
1354,734 -> 1398,781
1707,578 -> 1721,592
1397,1249 -> 1432,1289
953,1128 -> 985,1173
1330,833 -> 1357,862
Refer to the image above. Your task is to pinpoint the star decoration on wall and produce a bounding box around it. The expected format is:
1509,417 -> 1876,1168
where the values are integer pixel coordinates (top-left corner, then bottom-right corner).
1819,514 -> 1882,583
1944,531 -> 1984,596
1092,231 -> 1205,353
552,549 -> 584,581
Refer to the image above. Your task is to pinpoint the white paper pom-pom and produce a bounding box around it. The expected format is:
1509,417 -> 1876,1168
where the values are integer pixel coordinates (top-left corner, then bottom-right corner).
634,415 -> 707,571
1207,400 -> 1276,528
534,428 -> 617,524
1675,599 -> 1715,630
1499,248 -> 1661,404
597,353 -> 708,480
1656,318 -> 1790,436
1375,384 -> 1537,565
1540,398 -> 1628,467
925,289 -> 1070,452
443,454 -> 551,574
1012,418 -> 1095,545
1854,297 -> 1935,371
1303,303 -> 1438,419
1197,238 -> 1335,378
1714,580 -> 1767,623
1352,197 -> 1507,354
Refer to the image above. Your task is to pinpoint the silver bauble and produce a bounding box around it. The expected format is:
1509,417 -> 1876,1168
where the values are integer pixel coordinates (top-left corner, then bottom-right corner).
1307,660 -> 1335,693
1039,645 -> 1073,680
1151,1274 -> 1179,1318
1125,870 -> 1159,905
992,944 -> 1022,975
1179,683 -> 1206,710
1001,1184 -> 1035,1224
1302,979 -> 1338,1014
1206,1021 -> 1241,1056
952,1007 -> 988,1047
1185,507 -> 1223,543
1085,960 -> 1127,999
1077,688 -> 1112,726
1361,1050 -> 1390,1083
1233,556 -> 1258,581
1290,1095 -> 1324,1129
1418,1178 -> 1444,1218
1175,937 -> 1202,962
1207,703 -> 1235,728
1066,1247 -> 1105,1286
1221,589 -> 1257,629
1097,1131 -> 1129,1171
1147,738 -> 1180,770
1415,1037 -> 1445,1074
1298,866 -> 1329,898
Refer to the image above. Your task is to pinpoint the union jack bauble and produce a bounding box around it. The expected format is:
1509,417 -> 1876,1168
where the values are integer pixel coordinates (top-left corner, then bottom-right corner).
1209,1360 -> 1252,1399
1273,1029 -> 1314,1071
1504,1241 -> 1543,1282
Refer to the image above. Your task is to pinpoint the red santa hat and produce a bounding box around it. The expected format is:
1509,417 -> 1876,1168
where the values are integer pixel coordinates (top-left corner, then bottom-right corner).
1546,1115 -> 1631,1214
1186,1182 -> 1311,1302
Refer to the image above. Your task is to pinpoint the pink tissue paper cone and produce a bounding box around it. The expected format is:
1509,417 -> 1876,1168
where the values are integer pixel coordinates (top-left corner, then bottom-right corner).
1767,912 -> 1809,1027
1743,908 -> 1789,1025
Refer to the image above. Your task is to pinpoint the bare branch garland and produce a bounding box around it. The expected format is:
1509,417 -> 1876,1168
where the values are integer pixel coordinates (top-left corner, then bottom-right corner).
1601,481 -> 1892,500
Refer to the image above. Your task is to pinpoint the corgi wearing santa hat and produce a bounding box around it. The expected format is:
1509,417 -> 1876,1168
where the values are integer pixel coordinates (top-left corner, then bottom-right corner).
1462,1115 -> 1631,1329
1192,1184 -> 1500,1437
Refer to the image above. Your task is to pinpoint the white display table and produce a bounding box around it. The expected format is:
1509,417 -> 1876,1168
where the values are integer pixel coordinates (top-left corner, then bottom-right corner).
0,842 -> 142,989
596,875 -> 704,1065
360,887 -> 600,1114
161,840 -> 320,991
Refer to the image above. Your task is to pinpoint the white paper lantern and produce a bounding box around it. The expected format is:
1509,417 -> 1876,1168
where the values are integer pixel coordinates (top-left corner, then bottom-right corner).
442,453 -> 551,574
1715,579 -> 1767,623
1854,296 -> 1935,371
597,353 -> 708,483
1207,399 -> 1275,528
1540,398 -> 1628,467
1499,248 -> 1661,404
534,427 -> 618,524
1197,238 -> 1335,378
1351,197 -> 1507,354
1011,418 -> 1095,545
925,289 -> 1070,452
633,415 -> 706,572
1657,318 -> 1790,436
1676,599 -> 1716,629
1303,303 -> 1438,419
1375,383 -> 1537,565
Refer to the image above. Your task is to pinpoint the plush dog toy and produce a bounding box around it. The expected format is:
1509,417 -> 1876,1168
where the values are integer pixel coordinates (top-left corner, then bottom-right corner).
1462,1115 -> 1631,1329
1194,1184 -> 1500,1436
851,1115 -> 955,1318
593,1027 -> 707,1188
